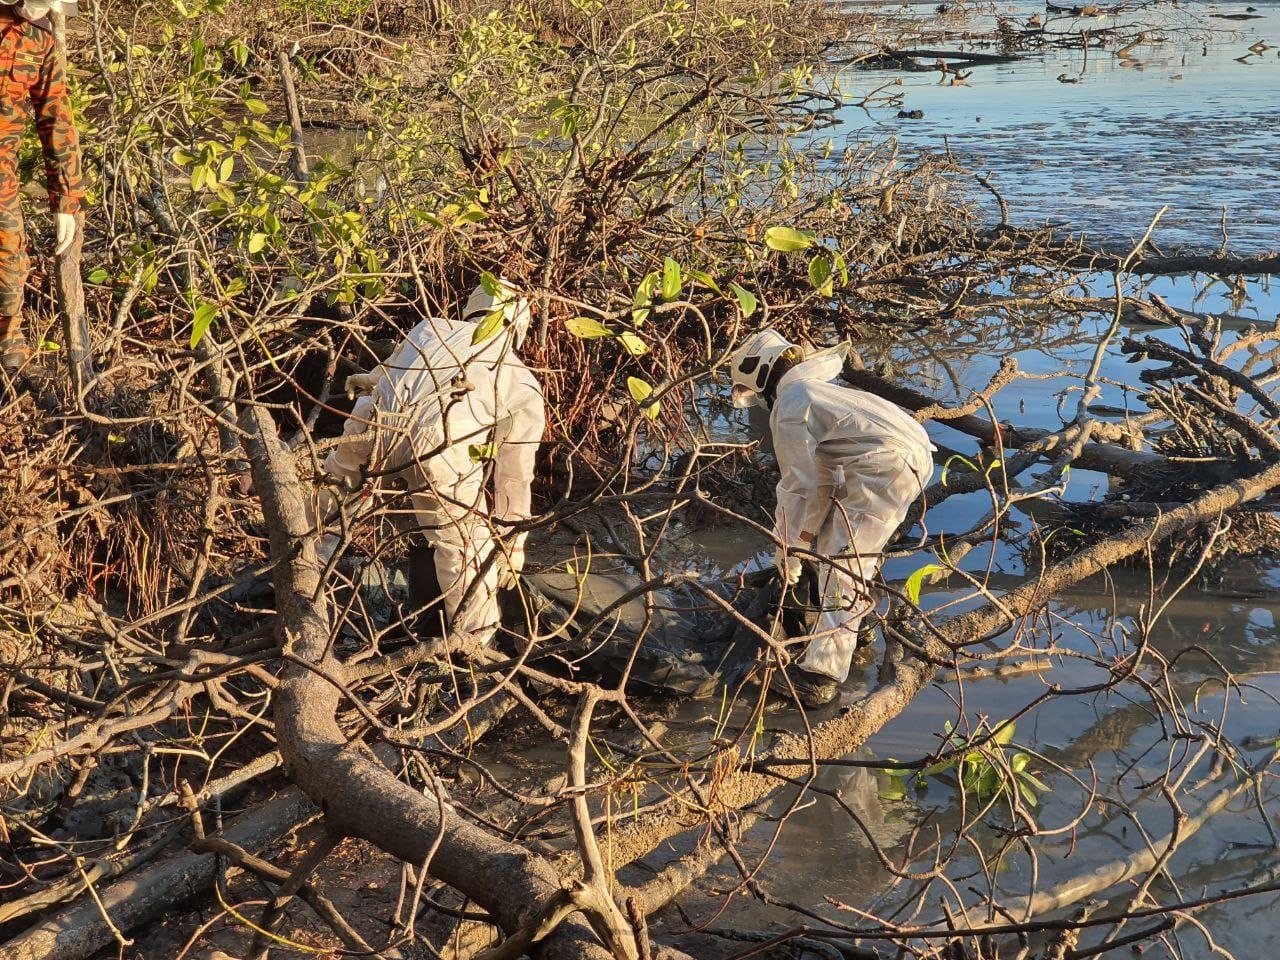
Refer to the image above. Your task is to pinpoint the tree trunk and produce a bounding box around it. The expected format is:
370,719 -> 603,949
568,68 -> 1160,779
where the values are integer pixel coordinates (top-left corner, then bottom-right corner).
241,406 -> 616,960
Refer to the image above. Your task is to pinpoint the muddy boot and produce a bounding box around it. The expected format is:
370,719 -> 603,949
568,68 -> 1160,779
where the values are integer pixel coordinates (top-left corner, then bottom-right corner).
407,543 -> 446,639
0,315 -> 29,385
857,619 -> 879,648
769,665 -> 839,708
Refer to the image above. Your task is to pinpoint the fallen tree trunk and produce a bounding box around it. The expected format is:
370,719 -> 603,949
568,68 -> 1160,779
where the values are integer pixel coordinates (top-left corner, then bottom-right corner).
241,407 -> 639,960
841,363 -> 1188,480
596,458 -> 1280,881
980,227 -> 1280,277
0,788 -> 315,960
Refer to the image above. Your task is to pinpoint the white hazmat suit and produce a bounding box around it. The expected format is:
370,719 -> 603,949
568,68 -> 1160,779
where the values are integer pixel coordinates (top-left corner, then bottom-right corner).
323,281 -> 545,641
730,330 -> 935,683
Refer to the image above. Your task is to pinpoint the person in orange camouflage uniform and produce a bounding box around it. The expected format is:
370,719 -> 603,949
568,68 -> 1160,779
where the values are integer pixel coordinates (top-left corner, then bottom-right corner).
0,1 -> 82,377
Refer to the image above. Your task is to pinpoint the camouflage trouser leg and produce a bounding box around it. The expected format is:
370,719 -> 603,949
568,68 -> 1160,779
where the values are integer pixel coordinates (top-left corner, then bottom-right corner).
0,193 -> 27,319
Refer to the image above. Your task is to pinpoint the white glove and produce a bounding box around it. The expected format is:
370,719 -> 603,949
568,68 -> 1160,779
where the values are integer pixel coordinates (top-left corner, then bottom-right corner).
54,213 -> 77,257
774,548 -> 803,586
345,372 -> 377,398
499,539 -> 527,590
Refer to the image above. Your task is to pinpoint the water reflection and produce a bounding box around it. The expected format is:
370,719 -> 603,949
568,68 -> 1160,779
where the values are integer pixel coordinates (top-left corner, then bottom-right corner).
835,2 -> 1280,250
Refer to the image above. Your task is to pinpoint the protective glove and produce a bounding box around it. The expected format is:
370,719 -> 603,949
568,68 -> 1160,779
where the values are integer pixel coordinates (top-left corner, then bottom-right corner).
774,548 -> 803,586
54,213 -> 76,257
345,371 -> 378,398
499,537 -> 527,590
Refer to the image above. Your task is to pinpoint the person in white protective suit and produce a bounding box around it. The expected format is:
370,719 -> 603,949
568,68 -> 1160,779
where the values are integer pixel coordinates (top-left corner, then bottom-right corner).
729,330 -> 935,706
322,279 -> 545,643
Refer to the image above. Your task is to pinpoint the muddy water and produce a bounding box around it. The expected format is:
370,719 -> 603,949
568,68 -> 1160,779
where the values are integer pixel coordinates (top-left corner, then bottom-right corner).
841,1 -> 1280,250
641,290 -> 1280,956
634,8 -> 1280,953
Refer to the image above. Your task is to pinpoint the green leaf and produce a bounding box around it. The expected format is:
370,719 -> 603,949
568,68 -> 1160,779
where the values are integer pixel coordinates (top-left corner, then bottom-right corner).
832,250 -> 850,285
661,257 -> 682,301
218,155 -> 235,183
687,268 -> 721,293
730,282 -> 757,318
471,308 -> 505,344
1020,771 -> 1050,793
879,783 -> 906,801
468,443 -> 497,462
87,267 -> 111,285
991,721 -> 1016,747
245,97 -> 269,115
940,454 -> 979,486
247,232 -> 268,254
808,253 -> 834,297
39,340 -> 60,352
617,332 -> 649,356
634,271 -> 660,306
480,271 -> 501,296
190,302 -> 219,349
564,317 -> 613,339
764,226 -> 816,253
904,563 -> 946,605
626,377 -> 660,420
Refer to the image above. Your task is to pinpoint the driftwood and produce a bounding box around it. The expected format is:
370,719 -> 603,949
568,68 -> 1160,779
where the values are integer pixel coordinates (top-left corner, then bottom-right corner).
985,227 -> 1280,277
840,363 -> 1180,480
1,789 -> 316,960
606,456 -> 1280,923
240,406 -> 682,960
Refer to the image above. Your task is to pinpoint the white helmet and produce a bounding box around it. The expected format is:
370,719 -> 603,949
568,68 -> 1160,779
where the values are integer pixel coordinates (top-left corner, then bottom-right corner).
728,329 -> 803,408
462,277 -> 532,348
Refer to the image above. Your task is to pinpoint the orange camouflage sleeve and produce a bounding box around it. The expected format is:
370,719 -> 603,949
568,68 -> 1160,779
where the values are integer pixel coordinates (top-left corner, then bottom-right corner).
29,31 -> 82,215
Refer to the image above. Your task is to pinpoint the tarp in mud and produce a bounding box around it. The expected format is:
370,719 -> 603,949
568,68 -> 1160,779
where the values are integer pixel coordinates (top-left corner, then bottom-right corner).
512,568 -> 816,699
355,557 -> 816,699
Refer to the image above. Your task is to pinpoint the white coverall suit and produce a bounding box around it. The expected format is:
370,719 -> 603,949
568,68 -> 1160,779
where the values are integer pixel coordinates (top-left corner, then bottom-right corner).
323,284 -> 545,641
731,332 -> 935,684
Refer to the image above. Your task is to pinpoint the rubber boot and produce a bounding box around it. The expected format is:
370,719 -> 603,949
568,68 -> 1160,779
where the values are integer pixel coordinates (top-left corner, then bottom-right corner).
0,314 -> 29,381
407,543 -> 446,639
768,665 -> 839,708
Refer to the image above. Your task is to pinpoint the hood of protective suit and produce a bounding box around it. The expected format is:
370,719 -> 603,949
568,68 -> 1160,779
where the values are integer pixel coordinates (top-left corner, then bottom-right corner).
729,329 -> 803,409
774,343 -> 848,392
463,278 -> 532,349
1,0 -> 78,20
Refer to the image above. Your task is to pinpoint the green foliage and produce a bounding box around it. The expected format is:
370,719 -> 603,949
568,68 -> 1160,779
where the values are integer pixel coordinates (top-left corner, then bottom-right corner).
879,720 -> 1049,810
764,225 -> 815,252
189,302 -> 218,349
904,563 -> 945,605
626,377 -> 661,420
565,317 -> 613,339
276,0 -> 373,18
730,283 -> 758,318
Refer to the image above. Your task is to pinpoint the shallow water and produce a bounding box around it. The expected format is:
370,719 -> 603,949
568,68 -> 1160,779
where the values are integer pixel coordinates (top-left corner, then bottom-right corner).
642,278 -> 1280,956
634,7 -> 1280,948
839,0 -> 1280,250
